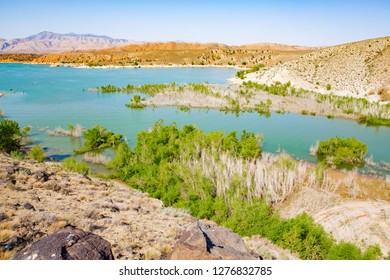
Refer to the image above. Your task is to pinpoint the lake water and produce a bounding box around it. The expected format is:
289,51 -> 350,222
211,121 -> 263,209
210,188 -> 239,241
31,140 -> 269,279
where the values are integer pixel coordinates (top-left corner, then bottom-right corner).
1,63 -> 390,175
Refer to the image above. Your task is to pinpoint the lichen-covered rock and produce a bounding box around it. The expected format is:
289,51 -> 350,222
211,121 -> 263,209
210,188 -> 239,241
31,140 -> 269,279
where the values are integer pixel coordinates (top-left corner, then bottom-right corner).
12,226 -> 114,260
166,221 -> 261,260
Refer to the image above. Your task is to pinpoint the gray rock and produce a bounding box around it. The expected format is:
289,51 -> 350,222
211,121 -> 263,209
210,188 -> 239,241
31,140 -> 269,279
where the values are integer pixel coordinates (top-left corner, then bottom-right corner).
23,202 -> 35,211
166,221 -> 261,260
34,170 -> 50,182
12,226 -> 114,260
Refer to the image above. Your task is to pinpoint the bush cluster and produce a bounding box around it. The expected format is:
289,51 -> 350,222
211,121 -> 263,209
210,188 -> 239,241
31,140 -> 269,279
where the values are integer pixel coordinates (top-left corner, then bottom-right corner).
316,137 -> 367,168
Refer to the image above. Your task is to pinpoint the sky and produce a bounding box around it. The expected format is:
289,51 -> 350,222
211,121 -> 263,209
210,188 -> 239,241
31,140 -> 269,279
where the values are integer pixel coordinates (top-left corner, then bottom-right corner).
1,0 -> 389,46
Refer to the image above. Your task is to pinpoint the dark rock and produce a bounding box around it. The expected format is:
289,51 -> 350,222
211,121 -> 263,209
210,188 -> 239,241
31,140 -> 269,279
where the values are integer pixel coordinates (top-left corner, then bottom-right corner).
15,167 -> 31,175
12,226 -> 114,260
23,202 -> 35,211
5,166 -> 16,175
0,212 -> 6,222
90,225 -> 107,232
110,206 -> 120,212
0,236 -> 26,251
34,170 -> 50,182
166,221 -> 260,260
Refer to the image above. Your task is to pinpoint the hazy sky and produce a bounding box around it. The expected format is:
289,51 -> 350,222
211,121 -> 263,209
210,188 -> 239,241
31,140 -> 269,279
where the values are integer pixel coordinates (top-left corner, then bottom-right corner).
1,0 -> 389,46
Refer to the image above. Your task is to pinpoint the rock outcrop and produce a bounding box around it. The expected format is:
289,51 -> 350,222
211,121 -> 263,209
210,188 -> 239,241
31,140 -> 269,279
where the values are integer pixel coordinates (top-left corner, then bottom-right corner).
12,226 -> 114,260
166,221 -> 260,260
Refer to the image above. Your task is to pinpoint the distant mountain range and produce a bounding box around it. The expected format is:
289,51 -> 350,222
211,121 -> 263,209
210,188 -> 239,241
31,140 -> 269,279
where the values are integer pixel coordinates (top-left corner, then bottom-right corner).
0,31 -> 132,53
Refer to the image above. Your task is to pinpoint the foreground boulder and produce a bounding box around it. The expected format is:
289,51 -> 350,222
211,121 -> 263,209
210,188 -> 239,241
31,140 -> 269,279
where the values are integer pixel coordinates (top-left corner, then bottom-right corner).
13,226 -> 114,260
166,221 -> 260,260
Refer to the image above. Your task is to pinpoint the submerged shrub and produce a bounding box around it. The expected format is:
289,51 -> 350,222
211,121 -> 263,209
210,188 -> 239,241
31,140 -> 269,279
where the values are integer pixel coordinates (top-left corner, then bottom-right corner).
75,125 -> 123,154
316,137 -> 367,168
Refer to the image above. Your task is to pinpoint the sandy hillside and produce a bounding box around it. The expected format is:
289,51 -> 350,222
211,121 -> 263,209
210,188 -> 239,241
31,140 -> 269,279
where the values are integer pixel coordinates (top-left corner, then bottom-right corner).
241,37 -> 390,99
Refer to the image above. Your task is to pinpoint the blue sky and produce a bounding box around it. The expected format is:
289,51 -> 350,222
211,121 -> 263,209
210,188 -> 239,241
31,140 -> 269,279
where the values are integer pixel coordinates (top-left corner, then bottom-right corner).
1,0 -> 389,46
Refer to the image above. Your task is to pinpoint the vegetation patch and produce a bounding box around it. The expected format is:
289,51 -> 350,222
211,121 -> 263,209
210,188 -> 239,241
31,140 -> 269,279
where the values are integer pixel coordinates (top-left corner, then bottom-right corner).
316,137 -> 367,168
108,121 -> 381,259
236,64 -> 265,79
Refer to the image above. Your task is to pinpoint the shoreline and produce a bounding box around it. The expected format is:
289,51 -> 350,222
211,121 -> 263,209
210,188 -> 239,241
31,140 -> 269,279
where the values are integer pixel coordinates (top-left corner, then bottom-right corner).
0,61 -> 244,70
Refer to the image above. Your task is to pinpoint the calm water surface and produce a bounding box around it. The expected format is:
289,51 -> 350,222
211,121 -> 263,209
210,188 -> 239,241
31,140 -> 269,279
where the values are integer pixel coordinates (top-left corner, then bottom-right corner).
1,63 -> 389,175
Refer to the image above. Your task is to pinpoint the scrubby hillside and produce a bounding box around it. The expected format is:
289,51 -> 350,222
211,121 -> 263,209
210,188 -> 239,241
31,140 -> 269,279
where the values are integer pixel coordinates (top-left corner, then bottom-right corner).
244,37 -> 390,99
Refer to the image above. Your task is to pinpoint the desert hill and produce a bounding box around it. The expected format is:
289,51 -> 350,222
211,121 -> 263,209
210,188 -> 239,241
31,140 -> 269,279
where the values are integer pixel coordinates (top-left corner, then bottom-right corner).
0,31 -> 130,54
31,41 -> 312,67
243,37 -> 390,97
237,42 -> 320,51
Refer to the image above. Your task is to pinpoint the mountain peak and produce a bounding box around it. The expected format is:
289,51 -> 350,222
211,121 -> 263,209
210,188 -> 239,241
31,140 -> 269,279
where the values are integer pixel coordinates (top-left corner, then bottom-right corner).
1,31 -> 129,54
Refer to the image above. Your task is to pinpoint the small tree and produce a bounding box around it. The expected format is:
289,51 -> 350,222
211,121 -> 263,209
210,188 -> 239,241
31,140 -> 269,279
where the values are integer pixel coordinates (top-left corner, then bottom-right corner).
0,119 -> 21,153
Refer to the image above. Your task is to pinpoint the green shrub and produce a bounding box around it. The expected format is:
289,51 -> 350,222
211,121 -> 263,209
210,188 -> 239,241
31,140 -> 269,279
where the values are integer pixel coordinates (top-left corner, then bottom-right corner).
316,137 -> 367,168
27,145 -> 45,162
125,95 -> 145,109
10,150 -> 24,160
326,242 -> 381,260
0,119 -> 21,153
327,242 -> 362,260
326,84 -> 332,91
359,115 -> 390,127
107,143 -> 133,170
63,157 -> 90,174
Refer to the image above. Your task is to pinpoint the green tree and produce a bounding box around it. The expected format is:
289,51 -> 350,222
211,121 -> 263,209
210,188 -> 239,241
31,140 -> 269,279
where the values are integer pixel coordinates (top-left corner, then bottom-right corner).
0,119 -> 21,153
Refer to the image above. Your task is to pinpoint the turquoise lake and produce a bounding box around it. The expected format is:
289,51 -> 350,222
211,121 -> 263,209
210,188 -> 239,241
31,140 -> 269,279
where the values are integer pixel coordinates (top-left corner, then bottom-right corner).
1,63 -> 390,175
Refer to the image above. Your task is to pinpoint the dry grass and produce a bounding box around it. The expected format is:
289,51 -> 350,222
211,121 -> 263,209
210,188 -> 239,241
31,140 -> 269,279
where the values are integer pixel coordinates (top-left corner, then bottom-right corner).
0,229 -> 16,242
83,152 -> 110,165
143,247 -> 162,260
48,220 -> 68,232
0,250 -> 17,260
